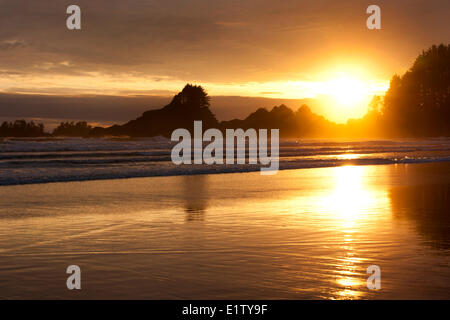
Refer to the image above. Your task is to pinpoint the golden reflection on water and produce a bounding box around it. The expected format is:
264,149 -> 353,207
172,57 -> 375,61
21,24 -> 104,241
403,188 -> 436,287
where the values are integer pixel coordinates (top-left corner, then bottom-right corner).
322,165 -> 379,221
336,153 -> 364,160
276,165 -> 392,299
318,165 -> 390,299
1,162 -> 449,299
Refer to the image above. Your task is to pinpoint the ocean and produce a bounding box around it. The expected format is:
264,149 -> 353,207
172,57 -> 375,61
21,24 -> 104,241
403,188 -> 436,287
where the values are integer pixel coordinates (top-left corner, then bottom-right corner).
1,137 -> 450,185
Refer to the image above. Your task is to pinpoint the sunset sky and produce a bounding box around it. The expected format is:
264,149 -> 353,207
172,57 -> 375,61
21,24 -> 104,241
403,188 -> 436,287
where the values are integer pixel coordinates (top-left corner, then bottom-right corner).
0,0 -> 449,124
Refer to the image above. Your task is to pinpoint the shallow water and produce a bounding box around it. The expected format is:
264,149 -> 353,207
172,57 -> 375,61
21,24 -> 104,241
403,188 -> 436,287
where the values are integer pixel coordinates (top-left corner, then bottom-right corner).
2,137 -> 450,185
0,162 -> 449,299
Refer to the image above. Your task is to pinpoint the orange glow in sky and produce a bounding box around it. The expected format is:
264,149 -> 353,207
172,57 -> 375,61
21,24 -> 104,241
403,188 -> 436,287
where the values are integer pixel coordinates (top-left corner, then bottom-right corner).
0,65 -> 389,123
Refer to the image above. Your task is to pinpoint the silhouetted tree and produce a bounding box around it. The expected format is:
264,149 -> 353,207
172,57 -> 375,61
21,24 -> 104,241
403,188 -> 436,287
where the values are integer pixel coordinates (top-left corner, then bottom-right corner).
170,84 -> 211,110
383,44 -> 450,136
53,121 -> 92,137
0,120 -> 45,137
95,84 -> 219,137
221,104 -> 339,137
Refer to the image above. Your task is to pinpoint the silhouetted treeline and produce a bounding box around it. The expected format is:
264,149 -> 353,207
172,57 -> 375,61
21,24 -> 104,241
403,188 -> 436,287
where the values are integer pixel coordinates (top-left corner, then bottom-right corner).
0,120 -> 46,137
2,44 -> 449,138
382,44 -> 450,136
52,121 -> 92,137
221,104 -> 339,137
91,84 -> 219,137
89,44 -> 450,138
88,84 -> 340,138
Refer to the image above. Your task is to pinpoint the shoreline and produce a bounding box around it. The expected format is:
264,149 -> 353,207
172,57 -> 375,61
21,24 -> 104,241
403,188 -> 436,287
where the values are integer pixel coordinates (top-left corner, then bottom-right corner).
2,158 -> 450,187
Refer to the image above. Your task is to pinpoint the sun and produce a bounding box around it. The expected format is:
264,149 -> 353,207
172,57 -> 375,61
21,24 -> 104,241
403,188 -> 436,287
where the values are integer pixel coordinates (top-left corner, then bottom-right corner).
310,69 -> 389,123
326,75 -> 368,108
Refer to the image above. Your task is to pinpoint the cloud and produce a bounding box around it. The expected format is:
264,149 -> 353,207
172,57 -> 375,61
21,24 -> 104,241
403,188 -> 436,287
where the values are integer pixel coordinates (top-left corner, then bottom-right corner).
0,39 -> 26,50
260,92 -> 282,95
0,0 -> 448,93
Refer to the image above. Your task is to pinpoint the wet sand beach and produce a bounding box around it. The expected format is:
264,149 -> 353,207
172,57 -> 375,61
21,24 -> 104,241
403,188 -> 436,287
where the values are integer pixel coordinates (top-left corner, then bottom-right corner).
0,162 -> 449,299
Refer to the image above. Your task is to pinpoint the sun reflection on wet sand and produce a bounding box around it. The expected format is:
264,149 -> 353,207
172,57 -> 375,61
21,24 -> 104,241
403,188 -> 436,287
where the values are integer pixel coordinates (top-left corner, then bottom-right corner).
316,165 -> 390,299
322,165 -> 382,220
0,163 -> 449,299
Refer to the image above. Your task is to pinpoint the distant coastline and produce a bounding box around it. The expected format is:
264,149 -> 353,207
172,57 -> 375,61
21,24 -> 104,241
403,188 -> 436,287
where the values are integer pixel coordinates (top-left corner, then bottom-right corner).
1,137 -> 450,186
1,44 -> 449,139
